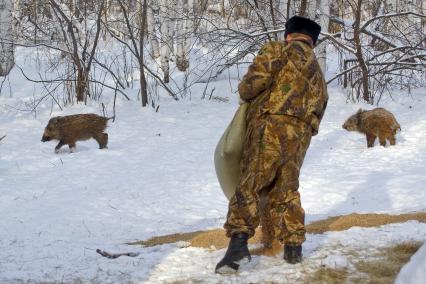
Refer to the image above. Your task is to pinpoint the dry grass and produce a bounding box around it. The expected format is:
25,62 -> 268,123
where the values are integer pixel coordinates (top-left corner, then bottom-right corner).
305,267 -> 349,284
129,212 -> 426,257
126,230 -> 206,247
352,241 -> 422,284
304,241 -> 422,284
307,212 -> 426,234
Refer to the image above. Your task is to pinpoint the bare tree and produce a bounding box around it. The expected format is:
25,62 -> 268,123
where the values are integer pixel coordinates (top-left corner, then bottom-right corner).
353,0 -> 371,102
325,0 -> 426,103
104,0 -> 177,106
138,0 -> 149,107
5,0 -> 426,110
49,0 -> 104,102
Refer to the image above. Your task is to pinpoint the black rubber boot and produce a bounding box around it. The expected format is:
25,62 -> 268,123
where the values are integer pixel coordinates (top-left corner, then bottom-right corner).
283,244 -> 302,264
215,233 -> 251,274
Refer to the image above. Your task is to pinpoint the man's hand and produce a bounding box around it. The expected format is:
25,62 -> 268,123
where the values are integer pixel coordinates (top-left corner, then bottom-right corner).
239,97 -> 249,105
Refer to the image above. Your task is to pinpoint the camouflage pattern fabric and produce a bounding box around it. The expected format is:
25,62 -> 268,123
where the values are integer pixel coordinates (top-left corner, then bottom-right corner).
239,38 -> 328,135
224,38 -> 328,245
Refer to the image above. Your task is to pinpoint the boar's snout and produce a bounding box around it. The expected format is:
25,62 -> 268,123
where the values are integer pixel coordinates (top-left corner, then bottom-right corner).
41,135 -> 50,142
342,124 -> 347,130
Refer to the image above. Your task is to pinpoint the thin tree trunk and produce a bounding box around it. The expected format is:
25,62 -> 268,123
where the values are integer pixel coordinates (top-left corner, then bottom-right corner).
159,0 -> 173,83
0,0 -> 15,76
147,0 -> 160,58
33,0 -> 37,43
76,64 -> 86,102
287,0 -> 294,18
317,0 -> 329,72
422,0 -> 426,47
353,0 -> 370,103
299,0 -> 307,16
176,0 -> 192,72
139,0 -> 148,107
268,0 -> 278,40
307,0 -> 317,19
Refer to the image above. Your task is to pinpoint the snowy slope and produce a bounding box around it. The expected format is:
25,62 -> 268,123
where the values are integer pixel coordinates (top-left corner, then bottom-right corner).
1,48 -> 426,282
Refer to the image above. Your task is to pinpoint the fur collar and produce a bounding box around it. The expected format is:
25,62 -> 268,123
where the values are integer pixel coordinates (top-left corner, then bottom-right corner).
285,33 -> 314,48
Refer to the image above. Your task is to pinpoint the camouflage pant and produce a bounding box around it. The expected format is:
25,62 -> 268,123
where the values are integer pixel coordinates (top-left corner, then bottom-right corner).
224,115 -> 312,245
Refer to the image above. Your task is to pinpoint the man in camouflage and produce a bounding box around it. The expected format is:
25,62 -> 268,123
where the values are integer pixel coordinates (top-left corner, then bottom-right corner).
216,16 -> 328,273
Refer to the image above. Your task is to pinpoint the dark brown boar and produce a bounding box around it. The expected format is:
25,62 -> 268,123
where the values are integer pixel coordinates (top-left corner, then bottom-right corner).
342,108 -> 401,147
41,114 -> 112,153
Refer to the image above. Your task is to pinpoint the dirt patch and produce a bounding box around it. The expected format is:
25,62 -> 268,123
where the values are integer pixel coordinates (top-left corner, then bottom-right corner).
129,212 -> 426,255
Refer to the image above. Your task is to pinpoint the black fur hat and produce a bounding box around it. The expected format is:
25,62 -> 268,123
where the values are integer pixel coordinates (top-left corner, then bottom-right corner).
284,16 -> 322,45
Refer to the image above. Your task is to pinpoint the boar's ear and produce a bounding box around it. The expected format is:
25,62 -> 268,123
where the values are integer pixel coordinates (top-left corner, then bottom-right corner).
49,117 -> 60,124
356,108 -> 363,115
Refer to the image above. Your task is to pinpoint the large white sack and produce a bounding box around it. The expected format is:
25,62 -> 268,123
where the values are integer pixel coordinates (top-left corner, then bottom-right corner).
214,103 -> 248,200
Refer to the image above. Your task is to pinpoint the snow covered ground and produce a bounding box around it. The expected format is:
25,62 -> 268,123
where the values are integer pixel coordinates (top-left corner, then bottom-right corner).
1,48 -> 426,282
147,222 -> 426,283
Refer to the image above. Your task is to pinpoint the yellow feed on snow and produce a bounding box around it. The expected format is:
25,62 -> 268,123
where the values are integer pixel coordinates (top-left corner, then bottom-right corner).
130,212 -> 426,257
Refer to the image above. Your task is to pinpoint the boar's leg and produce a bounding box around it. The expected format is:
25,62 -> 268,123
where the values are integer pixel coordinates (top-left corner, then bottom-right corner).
389,135 -> 396,145
68,142 -> 76,153
55,141 -> 65,153
94,133 -> 108,149
366,133 -> 376,148
378,135 -> 387,147
102,133 -> 108,148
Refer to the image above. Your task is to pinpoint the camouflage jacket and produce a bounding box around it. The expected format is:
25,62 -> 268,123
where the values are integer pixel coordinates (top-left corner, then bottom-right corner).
239,40 -> 328,135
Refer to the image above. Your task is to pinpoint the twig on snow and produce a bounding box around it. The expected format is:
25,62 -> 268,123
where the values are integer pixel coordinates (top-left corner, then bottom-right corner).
96,249 -> 140,259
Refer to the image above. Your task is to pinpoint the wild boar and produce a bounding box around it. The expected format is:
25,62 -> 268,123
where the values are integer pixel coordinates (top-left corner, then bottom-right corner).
41,114 -> 112,153
342,108 -> 401,147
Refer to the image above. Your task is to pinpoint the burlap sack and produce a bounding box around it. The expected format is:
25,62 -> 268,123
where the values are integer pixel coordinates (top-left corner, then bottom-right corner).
214,103 -> 248,200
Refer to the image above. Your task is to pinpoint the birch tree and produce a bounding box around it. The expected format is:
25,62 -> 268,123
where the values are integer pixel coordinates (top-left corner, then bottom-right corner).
317,0 -> 329,72
159,0 -> 174,83
147,0 -> 160,59
104,0 -> 177,106
306,0 -> 317,18
176,0 -> 193,72
0,0 -> 14,76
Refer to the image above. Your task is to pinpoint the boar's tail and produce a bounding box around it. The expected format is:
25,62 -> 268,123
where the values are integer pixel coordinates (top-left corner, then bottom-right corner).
394,123 -> 401,133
